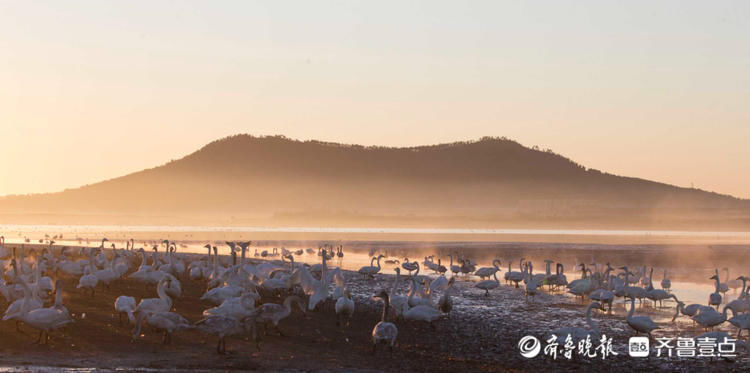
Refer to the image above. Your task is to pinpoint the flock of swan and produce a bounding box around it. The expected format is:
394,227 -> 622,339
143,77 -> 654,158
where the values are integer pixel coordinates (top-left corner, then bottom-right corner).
362,253 -> 750,351
0,233 -> 748,357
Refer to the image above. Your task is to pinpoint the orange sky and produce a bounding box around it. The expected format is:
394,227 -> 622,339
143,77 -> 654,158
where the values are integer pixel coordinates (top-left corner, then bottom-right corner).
1,1 -> 749,199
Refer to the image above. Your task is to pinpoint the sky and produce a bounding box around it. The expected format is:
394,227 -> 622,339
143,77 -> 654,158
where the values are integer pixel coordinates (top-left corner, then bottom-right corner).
1,1 -> 749,198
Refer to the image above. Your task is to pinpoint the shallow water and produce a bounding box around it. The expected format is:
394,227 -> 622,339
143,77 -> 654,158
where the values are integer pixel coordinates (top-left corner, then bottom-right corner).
2,223 -> 750,238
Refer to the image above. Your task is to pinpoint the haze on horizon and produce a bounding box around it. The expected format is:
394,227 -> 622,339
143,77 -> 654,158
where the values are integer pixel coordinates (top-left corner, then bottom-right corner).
1,1 -> 749,199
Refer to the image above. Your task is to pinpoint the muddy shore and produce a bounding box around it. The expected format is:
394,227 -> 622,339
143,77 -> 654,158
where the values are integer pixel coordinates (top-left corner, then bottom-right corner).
0,246 -> 748,372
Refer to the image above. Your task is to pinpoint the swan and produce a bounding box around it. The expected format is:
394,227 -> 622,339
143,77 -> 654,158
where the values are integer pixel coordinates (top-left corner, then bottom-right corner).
195,314 -> 258,354
725,268 -> 742,293
132,311 -> 192,345
435,259 -> 447,275
388,268 -> 409,318
256,296 -> 305,336
460,257 -> 476,276
114,295 -> 137,325
358,254 -> 385,279
94,249 -> 119,289
128,248 -> 153,282
728,307 -> 750,337
0,236 -> 8,259
135,276 -> 173,316
548,301 -> 603,344
525,264 -> 540,302
372,290 -> 398,354
335,289 -> 355,327
620,266 -> 646,306
507,258 -> 525,288
567,266 -> 594,303
590,275 -> 615,313
202,292 -> 259,320
56,247 -> 84,276
30,254 -> 53,299
726,276 -> 750,314
428,274 -> 449,293
403,303 -> 442,324
407,276 -> 433,308
692,305 -> 730,331
76,250 -> 99,296
163,273 -> 182,299
448,254 -> 461,277
709,272 -> 723,310
660,269 -> 671,292
20,279 -> 73,344
3,271 -> 43,328
401,258 -> 417,276
308,252 -> 329,311
475,271 -> 499,296
437,277 -> 456,314
645,288 -> 675,308
547,263 -> 568,290
475,259 -> 501,280
626,296 -> 660,337
202,283 -> 246,305
672,302 -> 714,322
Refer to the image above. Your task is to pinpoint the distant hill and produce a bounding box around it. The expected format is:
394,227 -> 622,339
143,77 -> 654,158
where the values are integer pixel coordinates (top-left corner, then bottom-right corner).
1,135 -> 748,229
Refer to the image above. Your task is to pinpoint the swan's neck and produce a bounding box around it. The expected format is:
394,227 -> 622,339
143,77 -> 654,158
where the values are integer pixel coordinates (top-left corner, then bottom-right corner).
381,295 -> 390,321
390,272 -> 400,295
157,281 -> 172,306
585,305 -> 598,333
627,298 -> 635,320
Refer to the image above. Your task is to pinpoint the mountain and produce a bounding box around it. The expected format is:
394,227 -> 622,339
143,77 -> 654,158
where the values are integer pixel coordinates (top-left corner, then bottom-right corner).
1,135 -> 748,229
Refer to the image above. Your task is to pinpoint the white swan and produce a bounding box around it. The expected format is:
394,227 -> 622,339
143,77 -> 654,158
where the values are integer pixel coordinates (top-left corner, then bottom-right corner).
475,271 -> 499,297
20,279 -> 73,344
308,252 -> 329,311
256,296 -> 305,336
437,277 -> 456,314
132,311 -> 192,345
660,269 -> 671,292
507,258 -> 525,288
626,296 -> 660,337
728,307 -> 750,337
548,301 -> 603,344
692,305 -> 730,331
403,303 -> 442,324
195,314 -> 258,354
726,276 -> 750,314
77,249 -> 99,296
388,268 -> 409,318
335,289 -> 355,327
475,259 -> 501,280
709,272 -> 723,310
448,254 -> 461,277
401,258 -> 417,276
114,295 -> 137,325
202,292 -> 259,320
372,290 -> 398,354
135,276 -> 173,316
358,254 -> 385,279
